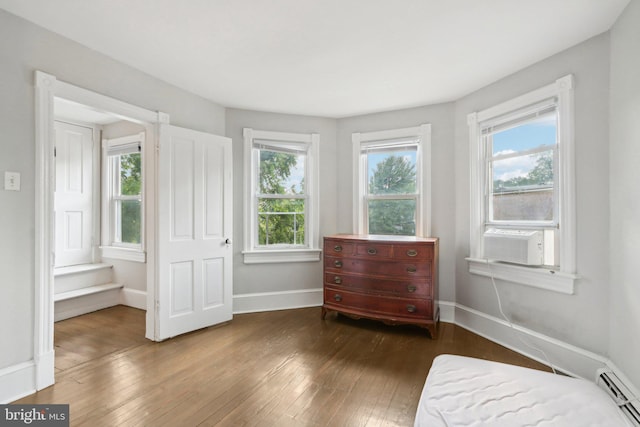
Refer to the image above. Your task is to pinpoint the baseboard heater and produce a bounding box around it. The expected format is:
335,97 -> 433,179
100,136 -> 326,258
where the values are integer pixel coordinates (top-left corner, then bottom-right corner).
597,369 -> 640,426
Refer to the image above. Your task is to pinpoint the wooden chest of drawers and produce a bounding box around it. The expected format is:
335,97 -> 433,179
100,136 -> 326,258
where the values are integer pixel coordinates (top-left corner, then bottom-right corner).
322,234 -> 439,337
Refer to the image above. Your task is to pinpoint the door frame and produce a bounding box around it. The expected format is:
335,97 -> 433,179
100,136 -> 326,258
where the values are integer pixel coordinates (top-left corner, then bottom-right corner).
34,71 -> 166,390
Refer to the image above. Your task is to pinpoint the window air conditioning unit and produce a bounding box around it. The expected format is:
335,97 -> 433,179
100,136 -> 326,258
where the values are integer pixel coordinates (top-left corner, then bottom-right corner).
483,229 -> 543,266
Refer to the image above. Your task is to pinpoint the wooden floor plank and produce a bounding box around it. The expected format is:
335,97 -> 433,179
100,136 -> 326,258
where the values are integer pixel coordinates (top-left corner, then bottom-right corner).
14,306 -> 551,426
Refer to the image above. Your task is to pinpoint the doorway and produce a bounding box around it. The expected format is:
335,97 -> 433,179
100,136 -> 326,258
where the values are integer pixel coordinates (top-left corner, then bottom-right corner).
34,71 -> 234,393
52,101 -> 149,323
34,71 -> 161,391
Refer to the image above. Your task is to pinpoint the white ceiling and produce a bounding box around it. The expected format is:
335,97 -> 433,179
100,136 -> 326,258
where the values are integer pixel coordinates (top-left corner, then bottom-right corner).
0,0 -> 630,118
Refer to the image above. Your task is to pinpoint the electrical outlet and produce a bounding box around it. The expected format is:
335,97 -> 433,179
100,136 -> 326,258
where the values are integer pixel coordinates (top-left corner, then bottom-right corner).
4,171 -> 20,191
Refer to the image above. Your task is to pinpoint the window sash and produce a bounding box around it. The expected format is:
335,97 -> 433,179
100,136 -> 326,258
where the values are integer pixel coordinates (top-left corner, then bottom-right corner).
353,125 -> 430,237
254,147 -> 307,195
243,128 -> 320,263
253,145 -> 309,248
363,143 -> 419,198
104,138 -> 143,250
361,141 -> 419,235
484,109 -> 559,227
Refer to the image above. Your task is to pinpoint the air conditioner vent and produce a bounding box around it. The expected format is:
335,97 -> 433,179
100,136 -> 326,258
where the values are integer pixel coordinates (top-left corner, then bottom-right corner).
483,229 -> 543,265
597,369 -> 640,427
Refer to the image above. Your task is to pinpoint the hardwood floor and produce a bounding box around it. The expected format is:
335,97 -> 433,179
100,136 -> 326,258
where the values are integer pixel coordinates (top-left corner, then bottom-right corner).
16,306 -> 550,426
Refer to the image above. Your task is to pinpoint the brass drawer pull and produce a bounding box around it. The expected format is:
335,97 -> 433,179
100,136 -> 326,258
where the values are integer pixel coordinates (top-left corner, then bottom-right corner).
334,294 -> 342,302
407,285 -> 417,293
334,276 -> 342,284
334,245 -> 342,252
334,260 -> 343,268
367,247 -> 377,255
407,249 -> 418,257
406,266 -> 417,273
406,304 -> 417,313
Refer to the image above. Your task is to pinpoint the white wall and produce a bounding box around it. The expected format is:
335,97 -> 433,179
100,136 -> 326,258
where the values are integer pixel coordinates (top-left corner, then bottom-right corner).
609,0 -> 640,390
454,33 -> 611,363
336,104 -> 457,303
0,8 -> 225,384
225,108 -> 337,310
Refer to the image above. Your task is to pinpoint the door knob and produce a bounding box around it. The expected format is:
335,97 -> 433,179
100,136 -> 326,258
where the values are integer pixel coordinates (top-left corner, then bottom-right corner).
225,238 -> 232,245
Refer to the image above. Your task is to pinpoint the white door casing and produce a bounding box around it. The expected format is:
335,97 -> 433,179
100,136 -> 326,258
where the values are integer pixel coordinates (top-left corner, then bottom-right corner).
35,71 -> 229,395
54,121 -> 94,267
35,71 -> 161,392
155,125 -> 233,340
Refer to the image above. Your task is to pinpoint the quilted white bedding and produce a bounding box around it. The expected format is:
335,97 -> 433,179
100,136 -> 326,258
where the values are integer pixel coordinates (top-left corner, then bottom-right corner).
415,355 -> 631,427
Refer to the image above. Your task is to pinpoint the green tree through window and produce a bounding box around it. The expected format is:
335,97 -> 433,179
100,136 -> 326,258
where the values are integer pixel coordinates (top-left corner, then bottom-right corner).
119,152 -> 141,244
493,151 -> 553,192
368,155 -> 417,235
258,150 -> 305,245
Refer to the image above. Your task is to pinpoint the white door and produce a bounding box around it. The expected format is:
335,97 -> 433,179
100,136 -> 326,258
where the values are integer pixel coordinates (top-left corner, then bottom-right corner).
155,125 -> 233,340
54,121 -> 94,267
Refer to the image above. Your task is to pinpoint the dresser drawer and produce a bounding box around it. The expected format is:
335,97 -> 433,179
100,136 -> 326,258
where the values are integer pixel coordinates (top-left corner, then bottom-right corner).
324,255 -> 431,278
324,287 -> 433,319
324,273 -> 431,297
392,244 -> 434,261
324,239 -> 355,256
354,243 -> 393,258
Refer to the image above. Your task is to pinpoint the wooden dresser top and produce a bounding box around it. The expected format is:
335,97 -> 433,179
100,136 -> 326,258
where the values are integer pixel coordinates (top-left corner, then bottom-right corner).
325,234 -> 438,244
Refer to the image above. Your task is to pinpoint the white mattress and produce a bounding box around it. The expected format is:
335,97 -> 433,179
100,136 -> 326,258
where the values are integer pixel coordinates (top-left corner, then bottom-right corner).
415,355 -> 631,427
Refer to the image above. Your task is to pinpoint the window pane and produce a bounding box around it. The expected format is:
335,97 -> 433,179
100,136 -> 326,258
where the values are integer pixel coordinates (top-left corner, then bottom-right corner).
368,199 -> 416,236
259,150 -> 305,195
258,198 -> 305,245
367,151 -> 416,195
492,112 -> 557,155
119,153 -> 141,196
491,150 -> 554,221
115,200 -> 141,244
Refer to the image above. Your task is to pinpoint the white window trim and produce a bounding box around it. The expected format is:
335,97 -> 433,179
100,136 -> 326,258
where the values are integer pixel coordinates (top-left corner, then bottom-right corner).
352,124 -> 432,236
467,74 -> 578,293
243,128 -> 321,264
100,132 -> 146,263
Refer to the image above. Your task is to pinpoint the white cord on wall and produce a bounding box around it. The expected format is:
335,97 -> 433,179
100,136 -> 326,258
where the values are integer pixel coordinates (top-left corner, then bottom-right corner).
485,259 -> 558,375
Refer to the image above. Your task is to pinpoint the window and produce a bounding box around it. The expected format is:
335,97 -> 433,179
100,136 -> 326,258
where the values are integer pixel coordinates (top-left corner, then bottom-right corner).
467,75 -> 577,293
486,101 -> 558,266
352,125 -> 431,237
101,133 -> 145,262
243,128 -> 320,264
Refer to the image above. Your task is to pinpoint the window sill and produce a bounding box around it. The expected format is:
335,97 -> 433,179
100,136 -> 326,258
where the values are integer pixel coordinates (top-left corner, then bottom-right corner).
242,248 -> 322,264
466,257 -> 577,294
101,246 -> 146,263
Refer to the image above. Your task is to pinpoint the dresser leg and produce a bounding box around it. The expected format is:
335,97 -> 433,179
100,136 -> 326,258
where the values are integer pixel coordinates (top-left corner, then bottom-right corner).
321,306 -> 327,320
426,324 -> 437,339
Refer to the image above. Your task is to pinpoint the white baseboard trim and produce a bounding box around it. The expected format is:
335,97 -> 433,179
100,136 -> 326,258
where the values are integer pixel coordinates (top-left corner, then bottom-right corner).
233,288 -> 323,314
119,288 -> 147,310
0,361 -> 36,404
437,300 -> 455,323
35,350 -> 54,391
443,301 -> 608,380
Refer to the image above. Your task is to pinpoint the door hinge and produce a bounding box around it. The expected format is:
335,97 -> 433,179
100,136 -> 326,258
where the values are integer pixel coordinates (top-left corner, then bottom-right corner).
54,146 -> 57,157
